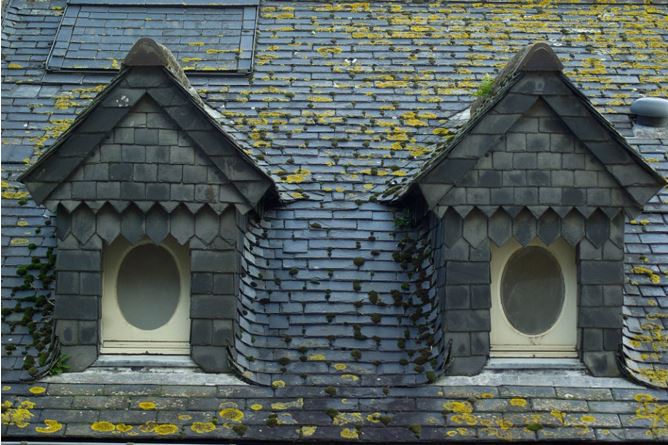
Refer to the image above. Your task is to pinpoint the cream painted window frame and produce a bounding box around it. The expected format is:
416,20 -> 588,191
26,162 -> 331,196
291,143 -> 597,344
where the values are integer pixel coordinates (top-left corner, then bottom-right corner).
101,237 -> 191,355
490,238 -> 577,358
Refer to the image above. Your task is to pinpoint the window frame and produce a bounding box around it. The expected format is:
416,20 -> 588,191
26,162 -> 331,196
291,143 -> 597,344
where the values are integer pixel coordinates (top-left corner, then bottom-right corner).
100,236 -> 191,355
490,238 -> 578,358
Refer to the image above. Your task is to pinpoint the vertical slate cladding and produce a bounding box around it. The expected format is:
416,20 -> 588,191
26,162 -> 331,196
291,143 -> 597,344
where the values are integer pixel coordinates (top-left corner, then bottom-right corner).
231,201 -> 446,386
46,95 -> 246,372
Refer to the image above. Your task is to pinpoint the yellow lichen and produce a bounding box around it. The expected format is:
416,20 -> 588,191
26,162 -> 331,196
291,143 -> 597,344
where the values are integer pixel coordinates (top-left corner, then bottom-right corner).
137,401 -> 157,410
317,47 -> 343,56
219,408 -> 244,423
115,423 -> 133,433
1,402 -> 34,428
152,423 -> 179,435
340,374 -> 359,381
340,427 -> 359,439
509,398 -> 528,407
285,168 -> 311,184
191,422 -> 216,434
334,363 -> 347,371
308,354 -> 326,361
251,403 -> 263,411
443,401 -> 473,414
272,380 -> 286,388
580,415 -> 596,424
28,386 -> 46,395
91,421 -> 116,432
7,63 -> 23,69
271,398 -> 303,410
631,266 -> 661,284
35,419 -> 62,434
299,425 -> 317,437
333,412 -> 364,426
307,96 -> 334,103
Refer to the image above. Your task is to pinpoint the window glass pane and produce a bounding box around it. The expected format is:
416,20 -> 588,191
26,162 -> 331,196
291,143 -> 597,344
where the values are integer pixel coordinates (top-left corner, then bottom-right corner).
117,245 -> 180,330
501,246 -> 564,335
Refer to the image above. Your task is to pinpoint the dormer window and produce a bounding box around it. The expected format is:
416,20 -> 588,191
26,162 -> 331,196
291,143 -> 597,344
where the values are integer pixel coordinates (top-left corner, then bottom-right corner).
101,237 -> 190,355
490,239 -> 577,357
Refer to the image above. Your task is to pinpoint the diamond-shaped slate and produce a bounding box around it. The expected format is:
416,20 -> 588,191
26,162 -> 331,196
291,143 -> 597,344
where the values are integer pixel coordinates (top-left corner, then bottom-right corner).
120,204 -> 144,244
96,204 -> 121,243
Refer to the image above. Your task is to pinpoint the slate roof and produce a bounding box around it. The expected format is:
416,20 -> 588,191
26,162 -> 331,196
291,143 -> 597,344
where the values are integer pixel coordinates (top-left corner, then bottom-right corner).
2,0 -> 668,442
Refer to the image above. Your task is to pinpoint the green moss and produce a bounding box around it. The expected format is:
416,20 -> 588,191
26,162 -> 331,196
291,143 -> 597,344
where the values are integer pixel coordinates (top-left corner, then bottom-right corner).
409,424 -> 422,438
232,424 -> 247,436
353,257 -> 365,267
324,386 -> 337,396
326,408 -> 339,420
473,73 -> 495,98
368,291 -> 379,305
351,349 -> 362,360
526,423 -> 543,432
266,414 -> 279,427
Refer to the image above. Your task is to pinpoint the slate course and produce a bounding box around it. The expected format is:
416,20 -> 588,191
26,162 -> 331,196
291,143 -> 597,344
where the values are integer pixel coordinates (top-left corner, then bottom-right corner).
2,0 -> 668,442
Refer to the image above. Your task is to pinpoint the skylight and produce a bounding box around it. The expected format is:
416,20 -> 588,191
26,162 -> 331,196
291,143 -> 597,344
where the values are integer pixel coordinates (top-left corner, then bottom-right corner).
47,0 -> 259,74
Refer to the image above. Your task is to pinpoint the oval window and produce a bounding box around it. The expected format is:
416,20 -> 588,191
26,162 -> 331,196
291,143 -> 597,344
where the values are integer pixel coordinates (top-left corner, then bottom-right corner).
501,246 -> 564,336
117,244 -> 181,331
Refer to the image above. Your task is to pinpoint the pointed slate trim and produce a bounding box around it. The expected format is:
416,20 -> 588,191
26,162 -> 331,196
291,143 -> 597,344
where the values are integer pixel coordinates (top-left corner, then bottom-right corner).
537,209 -> 560,245
110,201 -> 130,214
576,206 -> 597,219
120,204 -> 144,244
96,204 -> 121,244
562,210 -> 585,246
134,201 -> 154,213
160,201 -> 181,214
56,205 -> 72,241
452,205 -> 474,219
434,205 -> 448,219
488,209 -> 512,247
145,204 -> 169,244
513,209 -> 536,246
477,206 -> 498,218
527,206 -> 548,219
61,200 -> 80,213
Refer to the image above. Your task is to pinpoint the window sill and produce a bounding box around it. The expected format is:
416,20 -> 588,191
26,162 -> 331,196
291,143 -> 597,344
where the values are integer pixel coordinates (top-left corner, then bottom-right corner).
42,356 -> 246,386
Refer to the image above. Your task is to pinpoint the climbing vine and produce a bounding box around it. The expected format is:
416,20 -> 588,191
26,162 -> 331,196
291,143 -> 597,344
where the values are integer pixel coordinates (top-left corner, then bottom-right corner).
389,212 -> 444,383
2,227 -> 66,380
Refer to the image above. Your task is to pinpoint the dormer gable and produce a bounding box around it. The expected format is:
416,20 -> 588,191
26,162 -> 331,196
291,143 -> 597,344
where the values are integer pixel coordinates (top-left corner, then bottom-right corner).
401,42 -> 665,219
19,38 -> 277,215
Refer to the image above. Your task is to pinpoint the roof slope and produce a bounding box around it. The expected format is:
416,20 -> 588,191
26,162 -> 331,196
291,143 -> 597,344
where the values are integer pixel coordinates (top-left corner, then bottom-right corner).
1,0 -> 668,441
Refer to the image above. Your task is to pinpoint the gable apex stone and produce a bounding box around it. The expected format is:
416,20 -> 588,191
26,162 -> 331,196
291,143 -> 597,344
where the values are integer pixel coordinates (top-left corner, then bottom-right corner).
517,41 -> 564,72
